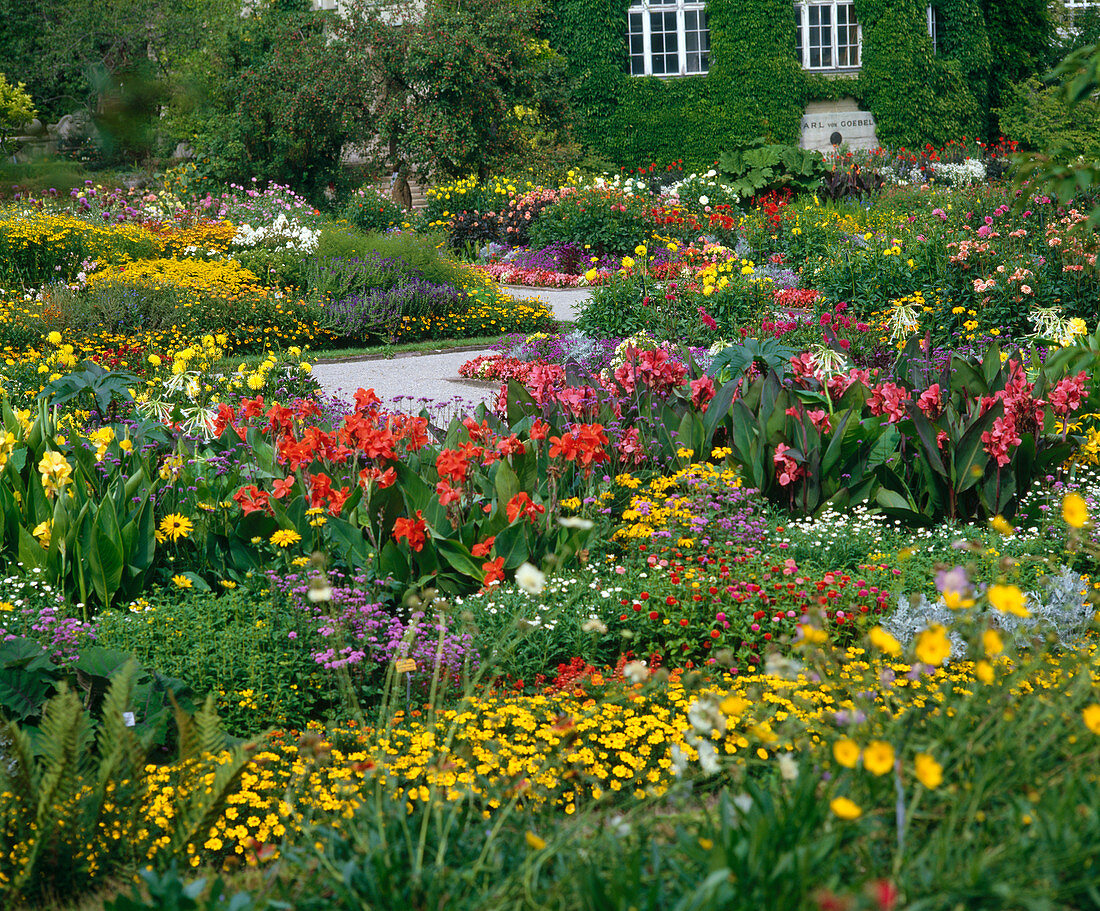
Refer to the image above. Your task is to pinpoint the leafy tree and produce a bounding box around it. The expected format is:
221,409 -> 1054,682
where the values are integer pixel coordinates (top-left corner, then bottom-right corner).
1013,40 -> 1100,225
337,0 -> 571,193
179,0 -> 371,202
0,73 -> 35,154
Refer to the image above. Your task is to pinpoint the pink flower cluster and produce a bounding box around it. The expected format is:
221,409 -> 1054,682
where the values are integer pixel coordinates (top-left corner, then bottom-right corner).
978,360 -> 1044,466
479,264 -> 595,287
459,354 -> 542,383
1048,371 -> 1088,417
867,382 -> 912,423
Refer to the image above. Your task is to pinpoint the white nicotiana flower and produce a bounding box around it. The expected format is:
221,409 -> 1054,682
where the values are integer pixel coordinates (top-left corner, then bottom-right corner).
515,562 -> 546,595
559,516 -> 594,530
764,653 -> 804,680
307,579 -> 332,603
687,696 -> 727,737
696,740 -> 720,775
582,616 -> 608,634
777,752 -> 799,781
671,743 -> 690,777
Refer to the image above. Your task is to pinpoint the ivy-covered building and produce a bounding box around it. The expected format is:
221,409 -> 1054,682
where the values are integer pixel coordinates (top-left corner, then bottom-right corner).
544,0 -> 1059,167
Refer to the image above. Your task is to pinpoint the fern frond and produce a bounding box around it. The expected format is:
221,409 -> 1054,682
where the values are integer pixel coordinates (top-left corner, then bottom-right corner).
14,685 -> 93,895
94,661 -> 147,787
194,696 -> 231,756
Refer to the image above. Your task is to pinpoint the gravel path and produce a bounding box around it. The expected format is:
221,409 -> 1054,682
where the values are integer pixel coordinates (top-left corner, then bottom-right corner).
313,347 -> 500,422
501,285 -> 590,322
312,287 -> 592,421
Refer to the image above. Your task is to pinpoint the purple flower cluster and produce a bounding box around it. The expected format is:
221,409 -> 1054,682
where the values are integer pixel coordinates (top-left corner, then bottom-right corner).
502,243 -> 619,275
274,571 -> 477,684
0,599 -> 96,663
324,277 -> 465,338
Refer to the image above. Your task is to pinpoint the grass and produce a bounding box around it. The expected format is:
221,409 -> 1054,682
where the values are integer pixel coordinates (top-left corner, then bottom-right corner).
222,335 -> 508,373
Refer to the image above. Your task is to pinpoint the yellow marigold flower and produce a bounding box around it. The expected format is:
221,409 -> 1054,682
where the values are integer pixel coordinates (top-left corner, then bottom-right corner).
47,331 -> 62,345
1063,492 -> 1088,528
914,753 -> 943,789
271,529 -> 303,548
833,738 -> 860,768
830,797 -> 862,820
525,831 -> 547,850
862,740 -> 895,776
982,628 -> 1004,656
943,589 -> 975,610
172,574 -> 193,589
989,515 -> 1014,536
158,514 -> 194,542
915,624 -> 951,666
987,584 -> 1029,618
869,626 -> 902,656
975,660 -> 995,684
1083,704 -> 1100,735
634,244 -> 647,257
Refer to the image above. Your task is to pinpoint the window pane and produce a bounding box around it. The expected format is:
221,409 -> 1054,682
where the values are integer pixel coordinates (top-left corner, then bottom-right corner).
650,10 -> 678,74
807,5 -> 832,68
837,3 -> 858,67
685,8 -> 708,73
628,10 -> 645,75
795,6 -> 803,65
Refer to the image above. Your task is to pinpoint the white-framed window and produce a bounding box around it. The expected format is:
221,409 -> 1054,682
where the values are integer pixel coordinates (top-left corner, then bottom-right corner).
794,1 -> 860,70
927,4 -> 942,53
1064,0 -> 1100,26
627,0 -> 710,77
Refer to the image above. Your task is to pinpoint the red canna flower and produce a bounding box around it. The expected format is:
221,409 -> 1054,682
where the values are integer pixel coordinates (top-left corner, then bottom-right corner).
472,536 -> 495,558
482,556 -> 505,586
436,480 -> 462,506
506,491 -> 545,524
232,484 -> 270,516
393,511 -> 427,552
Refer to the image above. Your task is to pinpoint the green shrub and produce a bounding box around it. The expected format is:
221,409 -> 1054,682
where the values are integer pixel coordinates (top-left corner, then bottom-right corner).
342,187 -> 406,233
996,75 -> 1100,157
529,187 -> 655,254
315,225 -> 469,290
716,138 -> 828,201
94,587 -> 329,736
575,272 -> 650,338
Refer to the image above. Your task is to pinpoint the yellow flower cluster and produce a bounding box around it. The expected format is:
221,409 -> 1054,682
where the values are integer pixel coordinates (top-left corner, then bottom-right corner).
0,212 -> 160,276
614,460 -> 743,540
86,256 -> 267,300
151,220 -> 239,257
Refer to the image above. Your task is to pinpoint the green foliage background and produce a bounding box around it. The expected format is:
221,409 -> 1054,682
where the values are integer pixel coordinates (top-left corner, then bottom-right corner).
543,0 -> 1048,168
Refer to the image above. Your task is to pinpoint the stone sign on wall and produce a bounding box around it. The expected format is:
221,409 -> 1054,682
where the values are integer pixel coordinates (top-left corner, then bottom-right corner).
799,98 -> 879,153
